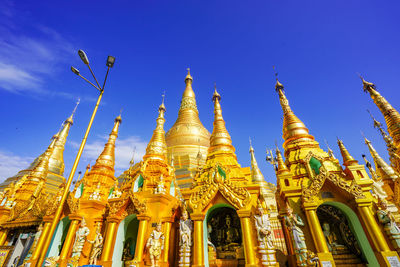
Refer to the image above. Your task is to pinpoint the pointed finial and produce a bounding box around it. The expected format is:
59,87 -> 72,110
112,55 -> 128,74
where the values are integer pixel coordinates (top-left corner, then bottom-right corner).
249,137 -> 254,151
65,98 -> 80,125
159,91 -> 166,112
358,74 -> 376,92
273,66 -> 284,91
185,68 -> 193,82
212,83 -> 221,101
324,139 -> 336,159
115,108 -> 123,123
367,109 -> 382,129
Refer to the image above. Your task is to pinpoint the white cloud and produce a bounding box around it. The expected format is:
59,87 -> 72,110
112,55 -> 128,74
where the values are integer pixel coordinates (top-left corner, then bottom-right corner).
0,150 -> 33,182
0,3 -> 87,101
69,135 -> 147,175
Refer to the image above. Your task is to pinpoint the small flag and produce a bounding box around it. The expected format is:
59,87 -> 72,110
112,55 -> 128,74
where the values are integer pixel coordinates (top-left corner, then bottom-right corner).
108,187 -> 114,199
218,166 -> 226,180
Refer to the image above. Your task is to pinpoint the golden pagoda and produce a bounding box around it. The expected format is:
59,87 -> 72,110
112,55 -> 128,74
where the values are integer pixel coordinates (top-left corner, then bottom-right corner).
0,102 -> 78,195
274,78 -> 400,266
4,71 -> 400,267
165,69 -> 211,188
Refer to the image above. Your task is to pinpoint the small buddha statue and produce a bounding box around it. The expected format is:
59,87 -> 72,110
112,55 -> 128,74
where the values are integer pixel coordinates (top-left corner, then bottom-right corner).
89,182 -> 102,201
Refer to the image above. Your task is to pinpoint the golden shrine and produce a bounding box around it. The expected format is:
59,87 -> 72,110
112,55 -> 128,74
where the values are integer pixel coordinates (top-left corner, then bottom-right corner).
0,70 -> 400,267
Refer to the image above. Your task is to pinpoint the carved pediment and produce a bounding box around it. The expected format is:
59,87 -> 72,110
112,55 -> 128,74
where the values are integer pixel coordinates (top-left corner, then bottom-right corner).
302,168 -> 366,203
189,165 -> 251,211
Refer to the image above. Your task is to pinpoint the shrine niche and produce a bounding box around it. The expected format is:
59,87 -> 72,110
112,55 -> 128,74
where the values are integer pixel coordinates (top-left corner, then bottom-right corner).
206,207 -> 244,266
317,204 -> 366,265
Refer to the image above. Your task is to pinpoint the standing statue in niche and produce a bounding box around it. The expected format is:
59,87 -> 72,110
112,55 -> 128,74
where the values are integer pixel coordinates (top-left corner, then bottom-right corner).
69,217 -> 90,266
377,198 -> 400,249
284,202 -> 308,266
154,175 -> 166,194
254,203 -> 277,266
146,222 -> 165,267
178,210 -> 193,267
88,222 -> 104,265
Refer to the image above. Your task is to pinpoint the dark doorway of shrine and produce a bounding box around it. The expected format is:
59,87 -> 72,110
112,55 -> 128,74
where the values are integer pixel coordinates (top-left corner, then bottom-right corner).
206,206 -> 244,267
317,203 -> 376,267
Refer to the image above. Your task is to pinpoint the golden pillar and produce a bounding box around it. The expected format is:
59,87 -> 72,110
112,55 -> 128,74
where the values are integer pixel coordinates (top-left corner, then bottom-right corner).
162,218 -> 172,264
134,215 -> 150,263
191,213 -> 205,267
0,228 -> 8,246
237,210 -> 257,267
28,219 -> 52,265
58,218 -> 80,265
303,203 -> 335,266
100,217 -> 120,267
357,200 -> 400,266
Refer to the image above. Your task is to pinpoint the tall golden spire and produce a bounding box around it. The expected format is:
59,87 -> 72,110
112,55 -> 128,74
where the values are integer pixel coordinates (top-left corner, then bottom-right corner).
364,137 -> 399,180
249,138 -> 264,183
145,96 -> 168,160
276,146 -> 290,174
368,110 -> 399,168
80,115 -> 122,201
275,79 -> 314,147
49,99 -> 79,176
337,139 -> 358,166
165,69 -> 210,159
96,114 -> 121,169
362,77 -> 400,148
209,85 -> 235,154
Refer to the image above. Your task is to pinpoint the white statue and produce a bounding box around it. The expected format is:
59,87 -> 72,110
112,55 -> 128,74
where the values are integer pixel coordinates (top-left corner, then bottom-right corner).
178,210 -> 193,267
254,204 -> 274,249
254,203 -> 277,266
146,222 -> 165,267
108,180 -> 122,199
154,175 -> 166,194
88,222 -> 103,265
71,218 -> 90,259
89,183 -> 102,201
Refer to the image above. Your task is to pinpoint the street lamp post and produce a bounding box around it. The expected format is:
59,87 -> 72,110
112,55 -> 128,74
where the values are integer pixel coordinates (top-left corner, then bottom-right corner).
36,50 -> 115,266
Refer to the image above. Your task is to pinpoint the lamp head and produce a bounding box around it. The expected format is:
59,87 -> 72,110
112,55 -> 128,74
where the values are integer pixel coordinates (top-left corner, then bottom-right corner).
71,66 -> 80,75
78,50 -> 89,65
106,55 -> 115,68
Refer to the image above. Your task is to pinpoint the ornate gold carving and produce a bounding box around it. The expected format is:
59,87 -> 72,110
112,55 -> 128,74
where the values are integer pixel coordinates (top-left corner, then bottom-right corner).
302,168 -> 365,203
189,165 -> 251,210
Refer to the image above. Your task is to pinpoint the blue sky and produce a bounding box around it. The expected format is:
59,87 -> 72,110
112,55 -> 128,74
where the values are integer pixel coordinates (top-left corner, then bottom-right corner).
0,0 -> 399,183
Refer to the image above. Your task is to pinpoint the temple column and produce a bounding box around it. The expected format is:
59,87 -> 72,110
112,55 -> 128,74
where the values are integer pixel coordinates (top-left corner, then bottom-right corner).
99,217 -> 120,267
0,228 -> 8,245
27,218 -> 52,265
303,203 -> 335,266
58,216 -> 81,266
161,217 -> 172,265
134,215 -> 150,264
357,200 -> 400,266
191,213 -> 205,267
237,210 -> 258,267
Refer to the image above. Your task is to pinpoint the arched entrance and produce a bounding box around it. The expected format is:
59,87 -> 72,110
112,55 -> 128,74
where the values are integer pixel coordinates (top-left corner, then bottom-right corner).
203,204 -> 244,267
112,214 -> 139,267
317,202 -> 379,266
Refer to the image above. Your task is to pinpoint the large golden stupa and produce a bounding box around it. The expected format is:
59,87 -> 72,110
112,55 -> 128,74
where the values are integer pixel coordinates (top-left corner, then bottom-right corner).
165,69 -> 211,188
2,73 -> 400,267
